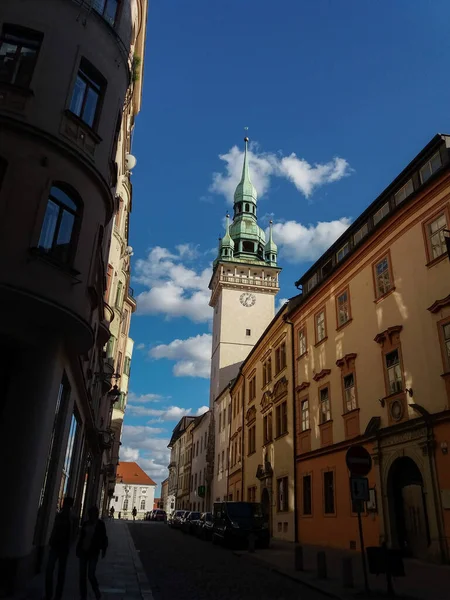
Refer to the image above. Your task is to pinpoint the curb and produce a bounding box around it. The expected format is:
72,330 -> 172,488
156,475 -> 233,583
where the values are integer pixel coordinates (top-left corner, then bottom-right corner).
232,550 -> 347,600
124,522 -> 155,600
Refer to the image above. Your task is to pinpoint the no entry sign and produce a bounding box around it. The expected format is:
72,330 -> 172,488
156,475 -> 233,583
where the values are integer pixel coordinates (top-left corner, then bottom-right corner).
346,445 -> 372,476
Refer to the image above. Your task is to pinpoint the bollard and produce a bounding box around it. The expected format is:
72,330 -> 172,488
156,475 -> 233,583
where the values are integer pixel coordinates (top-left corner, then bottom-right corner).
342,557 -> 354,588
294,545 -> 304,571
248,534 -> 256,553
317,551 -> 327,580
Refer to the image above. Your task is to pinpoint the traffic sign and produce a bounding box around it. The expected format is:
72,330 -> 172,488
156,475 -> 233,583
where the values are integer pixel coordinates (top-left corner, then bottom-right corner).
350,476 -> 370,502
346,445 -> 372,476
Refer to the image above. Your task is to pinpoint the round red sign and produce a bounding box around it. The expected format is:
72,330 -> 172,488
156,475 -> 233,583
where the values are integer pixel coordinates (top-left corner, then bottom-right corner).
345,445 -> 372,476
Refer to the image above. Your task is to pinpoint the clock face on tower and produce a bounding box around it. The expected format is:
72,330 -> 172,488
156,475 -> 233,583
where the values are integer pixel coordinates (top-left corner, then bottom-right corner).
240,292 -> 256,307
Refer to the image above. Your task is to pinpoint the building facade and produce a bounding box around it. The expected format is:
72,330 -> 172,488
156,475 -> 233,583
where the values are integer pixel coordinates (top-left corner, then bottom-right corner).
213,387 -> 231,503
292,133 -> 450,563
0,1 -> 147,593
112,462 -> 156,520
160,478 -> 169,514
167,415 -> 196,511
189,411 -> 210,512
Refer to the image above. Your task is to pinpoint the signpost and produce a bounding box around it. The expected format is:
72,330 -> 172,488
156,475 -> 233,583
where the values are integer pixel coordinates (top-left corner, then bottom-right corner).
346,445 -> 372,595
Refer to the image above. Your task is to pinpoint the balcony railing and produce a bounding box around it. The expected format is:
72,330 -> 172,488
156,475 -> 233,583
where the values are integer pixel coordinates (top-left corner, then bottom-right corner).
220,275 -> 278,287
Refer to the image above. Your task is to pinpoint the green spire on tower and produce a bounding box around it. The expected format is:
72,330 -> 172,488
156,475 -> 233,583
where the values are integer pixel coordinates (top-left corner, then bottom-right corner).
233,137 -> 257,210
264,220 -> 278,266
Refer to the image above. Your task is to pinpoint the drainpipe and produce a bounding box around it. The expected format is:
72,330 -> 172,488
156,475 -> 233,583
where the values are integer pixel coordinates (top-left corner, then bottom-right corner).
284,315 -> 298,543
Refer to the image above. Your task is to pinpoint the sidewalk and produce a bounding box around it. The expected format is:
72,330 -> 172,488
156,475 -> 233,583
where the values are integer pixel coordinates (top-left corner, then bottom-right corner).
233,540 -> 450,600
14,520 -> 153,600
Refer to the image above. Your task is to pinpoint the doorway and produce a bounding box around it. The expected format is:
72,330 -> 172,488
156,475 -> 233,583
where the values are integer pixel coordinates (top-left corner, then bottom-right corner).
387,456 -> 430,558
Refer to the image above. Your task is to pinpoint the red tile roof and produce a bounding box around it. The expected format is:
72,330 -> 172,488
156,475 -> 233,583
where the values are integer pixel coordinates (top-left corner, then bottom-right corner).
116,462 -> 156,486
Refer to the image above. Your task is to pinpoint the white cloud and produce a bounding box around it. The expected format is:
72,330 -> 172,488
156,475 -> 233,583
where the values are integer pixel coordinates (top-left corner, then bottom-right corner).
149,333 -> 212,379
277,298 -> 289,311
127,392 -> 162,404
195,406 -> 209,416
272,218 -> 351,263
134,245 -> 212,323
135,343 -> 145,351
120,446 -> 139,462
120,426 -> 171,485
127,405 -> 193,420
210,144 -> 351,203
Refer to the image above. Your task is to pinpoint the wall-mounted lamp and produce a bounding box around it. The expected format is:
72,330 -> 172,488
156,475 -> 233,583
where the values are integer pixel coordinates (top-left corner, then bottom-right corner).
441,441 -> 448,455
378,398 -> 386,408
405,388 -> 413,397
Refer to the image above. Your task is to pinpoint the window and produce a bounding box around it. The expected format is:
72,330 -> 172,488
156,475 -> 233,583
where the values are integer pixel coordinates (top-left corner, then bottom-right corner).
298,328 -> 307,356
248,486 -> 257,502
353,223 -> 368,245
140,499 -> 145,510
276,401 -> 288,437
69,58 -> 105,128
263,413 -> 273,444
320,387 -> 331,423
394,179 -> 414,205
38,185 -> 80,264
337,243 -> 349,262
343,373 -> 356,412
385,349 -> 402,394
323,471 -> 335,514
302,475 -> 312,515
373,202 -> 390,225
93,0 -> 119,26
420,151 -> 442,184
426,212 -> 448,261
249,376 -> 256,402
374,255 -> 393,298
123,499 -> 128,510
262,357 -> 272,386
306,272 -> 318,291
277,477 -> 288,512
0,24 -> 42,87
121,309 -> 129,335
322,259 -> 333,278
248,425 -> 256,455
196,441 -> 199,456
115,280 -> 123,309
275,342 -> 286,373
441,322 -> 450,371
116,351 -> 123,373
315,310 -> 326,343
301,399 -> 309,431
336,289 -> 350,327
246,329 -> 251,336
221,451 -> 225,472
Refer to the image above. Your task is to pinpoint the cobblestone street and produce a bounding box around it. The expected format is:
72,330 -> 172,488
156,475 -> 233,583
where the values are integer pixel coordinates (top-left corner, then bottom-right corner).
129,522 -> 327,600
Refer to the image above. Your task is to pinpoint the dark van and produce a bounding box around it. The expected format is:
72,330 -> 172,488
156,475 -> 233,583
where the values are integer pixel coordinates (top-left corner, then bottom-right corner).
212,501 -> 270,548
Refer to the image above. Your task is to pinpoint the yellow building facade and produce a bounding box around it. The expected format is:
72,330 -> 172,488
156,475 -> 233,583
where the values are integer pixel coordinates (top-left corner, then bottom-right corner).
291,133 -> 450,563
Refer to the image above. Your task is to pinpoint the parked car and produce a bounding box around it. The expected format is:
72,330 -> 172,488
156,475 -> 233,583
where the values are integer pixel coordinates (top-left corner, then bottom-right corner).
212,502 -> 270,548
152,509 -> 167,522
197,512 -> 214,540
181,511 -> 201,534
171,509 -> 187,529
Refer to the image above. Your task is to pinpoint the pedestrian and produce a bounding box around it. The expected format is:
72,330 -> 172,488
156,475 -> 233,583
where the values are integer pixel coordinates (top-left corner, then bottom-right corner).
76,506 -> 108,600
45,496 -> 74,600
109,505 -> 115,519
132,506 -> 137,521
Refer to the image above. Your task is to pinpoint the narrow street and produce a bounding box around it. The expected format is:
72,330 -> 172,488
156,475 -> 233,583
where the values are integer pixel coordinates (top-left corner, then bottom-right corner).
129,522 -> 327,600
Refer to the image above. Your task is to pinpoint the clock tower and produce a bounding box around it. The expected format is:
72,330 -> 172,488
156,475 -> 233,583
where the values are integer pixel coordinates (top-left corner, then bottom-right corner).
209,137 -> 281,405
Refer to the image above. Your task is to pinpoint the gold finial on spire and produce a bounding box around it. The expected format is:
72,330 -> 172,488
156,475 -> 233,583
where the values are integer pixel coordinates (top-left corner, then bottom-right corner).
244,126 -> 249,143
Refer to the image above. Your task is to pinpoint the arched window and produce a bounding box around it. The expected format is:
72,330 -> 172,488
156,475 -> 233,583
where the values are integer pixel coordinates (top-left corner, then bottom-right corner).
245,203 -> 249,212
123,499 -> 128,510
38,184 -> 81,264
243,241 -> 254,253
140,499 -> 145,510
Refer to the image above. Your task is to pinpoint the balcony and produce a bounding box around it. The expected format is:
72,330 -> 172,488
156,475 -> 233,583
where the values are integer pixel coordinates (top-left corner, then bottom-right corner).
98,302 -> 115,345
220,274 -> 278,288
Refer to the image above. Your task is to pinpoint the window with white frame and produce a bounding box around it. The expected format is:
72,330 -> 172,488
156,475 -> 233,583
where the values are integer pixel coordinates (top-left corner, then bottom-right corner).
394,179 -> 414,205
420,152 -> 442,184
301,399 -> 309,431
337,242 -> 349,262
320,387 -> 331,423
298,327 -> 307,356
373,202 -> 390,225
374,256 -> 393,298
353,223 -> 368,245
316,310 -> 326,342
385,349 -> 402,394
427,213 -> 448,260
337,289 -> 350,327
343,373 -> 357,412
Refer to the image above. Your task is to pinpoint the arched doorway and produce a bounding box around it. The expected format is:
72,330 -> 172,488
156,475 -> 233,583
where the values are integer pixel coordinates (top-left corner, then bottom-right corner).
387,456 -> 430,558
261,487 -> 271,535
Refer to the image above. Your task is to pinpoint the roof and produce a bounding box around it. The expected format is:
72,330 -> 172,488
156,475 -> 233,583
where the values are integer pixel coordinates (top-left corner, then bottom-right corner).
168,415 -> 197,447
116,462 -> 156,486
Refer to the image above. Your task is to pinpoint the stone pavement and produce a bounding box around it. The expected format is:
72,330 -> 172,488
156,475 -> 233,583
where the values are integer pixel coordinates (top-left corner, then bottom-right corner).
233,540 -> 450,600
13,519 -> 153,600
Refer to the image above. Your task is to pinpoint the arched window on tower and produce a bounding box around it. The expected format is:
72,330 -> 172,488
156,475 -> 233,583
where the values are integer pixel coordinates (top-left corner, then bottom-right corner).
245,203 -> 249,212
243,241 -> 254,253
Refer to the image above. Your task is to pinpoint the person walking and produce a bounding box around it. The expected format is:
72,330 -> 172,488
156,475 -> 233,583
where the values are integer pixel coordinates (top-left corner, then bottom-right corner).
45,496 -> 74,600
76,506 -> 108,600
109,505 -> 115,519
132,506 -> 137,521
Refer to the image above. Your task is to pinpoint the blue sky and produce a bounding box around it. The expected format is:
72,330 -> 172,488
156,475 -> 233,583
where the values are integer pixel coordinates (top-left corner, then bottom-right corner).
120,0 -> 450,489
